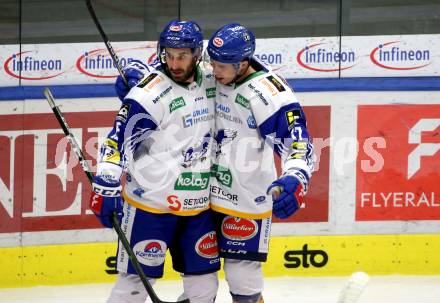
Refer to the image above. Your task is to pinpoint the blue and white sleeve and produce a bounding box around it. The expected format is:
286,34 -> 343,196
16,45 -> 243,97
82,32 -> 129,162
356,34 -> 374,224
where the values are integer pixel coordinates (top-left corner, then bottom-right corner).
258,102 -> 314,187
97,98 -> 159,180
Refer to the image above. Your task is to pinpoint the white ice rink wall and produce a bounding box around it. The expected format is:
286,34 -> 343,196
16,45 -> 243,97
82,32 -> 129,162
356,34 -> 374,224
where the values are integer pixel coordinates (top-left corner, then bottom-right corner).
1,35 -> 440,288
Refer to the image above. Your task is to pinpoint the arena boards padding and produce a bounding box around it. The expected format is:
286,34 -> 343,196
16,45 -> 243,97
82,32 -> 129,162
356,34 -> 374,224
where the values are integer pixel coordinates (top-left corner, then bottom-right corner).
2,234 -> 440,288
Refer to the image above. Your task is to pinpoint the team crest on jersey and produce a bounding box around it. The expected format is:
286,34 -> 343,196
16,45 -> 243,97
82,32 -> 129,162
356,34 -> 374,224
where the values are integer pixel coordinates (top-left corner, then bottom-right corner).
221,217 -> 258,241
133,240 -> 166,266
181,131 -> 212,167
116,103 -> 131,123
195,231 -> 219,258
213,128 -> 237,157
285,109 -> 301,128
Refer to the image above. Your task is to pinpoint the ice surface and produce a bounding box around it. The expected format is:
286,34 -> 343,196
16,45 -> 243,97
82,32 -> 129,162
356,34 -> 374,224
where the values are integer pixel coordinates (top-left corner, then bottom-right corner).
1,275 -> 439,303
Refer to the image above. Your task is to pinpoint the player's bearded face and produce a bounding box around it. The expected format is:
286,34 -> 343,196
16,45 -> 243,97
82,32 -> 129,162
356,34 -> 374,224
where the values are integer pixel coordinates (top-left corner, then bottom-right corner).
164,48 -> 197,83
210,60 -> 240,85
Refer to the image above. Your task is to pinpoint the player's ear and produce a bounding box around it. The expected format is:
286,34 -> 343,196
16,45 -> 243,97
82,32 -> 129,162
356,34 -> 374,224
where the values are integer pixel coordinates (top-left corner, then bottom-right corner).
239,60 -> 249,73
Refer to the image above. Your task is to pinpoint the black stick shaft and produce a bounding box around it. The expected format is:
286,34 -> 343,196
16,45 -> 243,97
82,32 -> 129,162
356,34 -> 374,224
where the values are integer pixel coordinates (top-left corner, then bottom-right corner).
85,0 -> 128,86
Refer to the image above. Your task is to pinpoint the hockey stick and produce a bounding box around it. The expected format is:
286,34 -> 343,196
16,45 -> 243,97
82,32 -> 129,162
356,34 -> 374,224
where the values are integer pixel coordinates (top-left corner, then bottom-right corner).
336,271 -> 370,303
44,88 -> 189,303
85,0 -> 128,86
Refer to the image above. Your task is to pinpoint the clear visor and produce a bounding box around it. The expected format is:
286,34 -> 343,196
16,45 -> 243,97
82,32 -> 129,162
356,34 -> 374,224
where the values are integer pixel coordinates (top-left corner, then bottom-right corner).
157,45 -> 203,65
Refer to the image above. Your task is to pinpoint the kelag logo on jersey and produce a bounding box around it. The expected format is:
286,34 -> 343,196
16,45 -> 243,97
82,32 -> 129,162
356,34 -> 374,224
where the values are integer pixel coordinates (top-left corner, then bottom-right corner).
133,240 -> 167,266
296,43 -> 356,72
221,217 -> 258,241
235,93 -> 250,109
211,164 -> 232,187
370,41 -> 430,70
206,87 -> 216,98
4,51 -> 65,80
169,97 -> 186,113
174,172 -> 210,190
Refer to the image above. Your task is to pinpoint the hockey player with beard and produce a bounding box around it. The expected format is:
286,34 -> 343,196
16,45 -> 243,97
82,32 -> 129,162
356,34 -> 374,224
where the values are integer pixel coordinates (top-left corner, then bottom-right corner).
89,20 -> 220,303
206,23 -> 314,303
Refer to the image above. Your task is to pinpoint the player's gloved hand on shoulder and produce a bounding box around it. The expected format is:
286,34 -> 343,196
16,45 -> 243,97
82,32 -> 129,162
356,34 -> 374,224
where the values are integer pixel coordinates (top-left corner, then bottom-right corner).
89,175 -> 123,228
115,60 -> 150,101
267,170 -> 309,219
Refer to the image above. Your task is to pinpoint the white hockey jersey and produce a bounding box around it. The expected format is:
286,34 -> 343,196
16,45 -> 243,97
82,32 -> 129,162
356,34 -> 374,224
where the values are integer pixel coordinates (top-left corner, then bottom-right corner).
97,66 -> 216,215
210,62 -> 314,219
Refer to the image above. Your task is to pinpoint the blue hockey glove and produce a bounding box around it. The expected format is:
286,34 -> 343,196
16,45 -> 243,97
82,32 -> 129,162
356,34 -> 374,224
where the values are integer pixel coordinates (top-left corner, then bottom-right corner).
89,175 -> 123,228
267,171 -> 308,219
115,60 -> 150,101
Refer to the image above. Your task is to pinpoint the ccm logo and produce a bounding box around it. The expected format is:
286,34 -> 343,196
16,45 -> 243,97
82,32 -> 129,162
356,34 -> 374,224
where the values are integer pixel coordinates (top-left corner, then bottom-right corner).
226,240 -> 245,246
284,244 -> 328,268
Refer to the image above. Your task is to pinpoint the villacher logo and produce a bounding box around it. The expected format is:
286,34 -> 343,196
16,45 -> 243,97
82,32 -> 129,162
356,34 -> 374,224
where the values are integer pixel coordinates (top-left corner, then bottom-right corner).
3,51 -> 65,80
296,43 -> 356,72
370,41 -> 430,70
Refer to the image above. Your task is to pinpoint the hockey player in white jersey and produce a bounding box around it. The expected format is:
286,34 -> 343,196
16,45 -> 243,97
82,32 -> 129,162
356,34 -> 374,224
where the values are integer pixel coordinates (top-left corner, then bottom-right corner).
89,20 -> 220,303
207,23 -> 314,303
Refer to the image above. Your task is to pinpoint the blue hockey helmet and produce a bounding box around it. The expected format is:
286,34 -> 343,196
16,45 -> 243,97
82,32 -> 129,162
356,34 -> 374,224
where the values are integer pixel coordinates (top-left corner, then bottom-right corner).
207,23 -> 256,64
158,20 -> 203,53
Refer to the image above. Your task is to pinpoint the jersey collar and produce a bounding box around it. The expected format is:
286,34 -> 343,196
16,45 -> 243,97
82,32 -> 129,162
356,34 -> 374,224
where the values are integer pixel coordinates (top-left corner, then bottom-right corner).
234,70 -> 266,89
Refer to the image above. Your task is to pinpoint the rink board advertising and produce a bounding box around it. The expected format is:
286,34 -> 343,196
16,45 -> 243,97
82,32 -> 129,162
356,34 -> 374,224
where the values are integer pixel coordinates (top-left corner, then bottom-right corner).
356,104 -> 440,221
1,34 -> 439,86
